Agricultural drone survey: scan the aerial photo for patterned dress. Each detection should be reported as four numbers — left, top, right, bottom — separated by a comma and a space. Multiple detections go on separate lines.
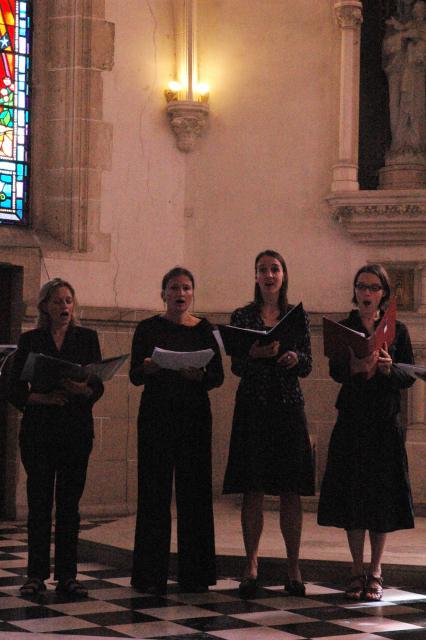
223, 303, 314, 496
318, 311, 415, 532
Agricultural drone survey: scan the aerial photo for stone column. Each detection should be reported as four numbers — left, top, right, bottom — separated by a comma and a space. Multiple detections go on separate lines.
31, 1, 114, 254
331, 1, 363, 192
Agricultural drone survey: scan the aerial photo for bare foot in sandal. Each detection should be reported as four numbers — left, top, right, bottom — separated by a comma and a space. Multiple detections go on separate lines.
345, 574, 365, 601
365, 574, 383, 601
20, 578, 46, 596
56, 578, 88, 597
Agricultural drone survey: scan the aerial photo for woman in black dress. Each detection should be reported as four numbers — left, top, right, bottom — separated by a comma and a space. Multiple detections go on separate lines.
130, 267, 224, 595
9, 278, 104, 597
318, 264, 415, 601
223, 250, 314, 598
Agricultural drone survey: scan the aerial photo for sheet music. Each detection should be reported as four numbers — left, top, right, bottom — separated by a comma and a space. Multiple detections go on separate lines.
152, 347, 214, 370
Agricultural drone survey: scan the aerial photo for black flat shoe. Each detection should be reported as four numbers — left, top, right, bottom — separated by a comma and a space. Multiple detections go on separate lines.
179, 583, 209, 593
238, 576, 258, 598
284, 578, 306, 597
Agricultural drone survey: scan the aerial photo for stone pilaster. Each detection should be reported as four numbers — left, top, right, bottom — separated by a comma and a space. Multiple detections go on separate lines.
331, 1, 363, 192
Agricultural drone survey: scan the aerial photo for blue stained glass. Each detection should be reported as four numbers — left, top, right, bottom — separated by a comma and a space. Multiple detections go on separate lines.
0, 0, 31, 225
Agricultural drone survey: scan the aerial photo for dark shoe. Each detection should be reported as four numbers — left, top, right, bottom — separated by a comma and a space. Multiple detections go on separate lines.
20, 578, 46, 596
345, 574, 366, 601
364, 574, 383, 602
284, 578, 306, 597
238, 576, 258, 598
56, 578, 88, 598
179, 583, 209, 593
131, 582, 167, 596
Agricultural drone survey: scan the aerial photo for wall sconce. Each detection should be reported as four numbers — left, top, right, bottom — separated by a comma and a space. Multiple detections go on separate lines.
166, 0, 209, 152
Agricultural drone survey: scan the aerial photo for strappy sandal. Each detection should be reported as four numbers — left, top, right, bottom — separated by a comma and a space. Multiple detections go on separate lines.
20, 578, 46, 596
56, 578, 88, 597
345, 574, 366, 601
365, 574, 383, 601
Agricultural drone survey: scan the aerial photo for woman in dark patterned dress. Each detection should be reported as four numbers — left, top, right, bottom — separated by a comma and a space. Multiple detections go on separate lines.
318, 264, 415, 602
223, 250, 314, 598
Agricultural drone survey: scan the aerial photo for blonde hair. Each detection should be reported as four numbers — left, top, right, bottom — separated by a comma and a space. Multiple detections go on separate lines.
37, 278, 77, 329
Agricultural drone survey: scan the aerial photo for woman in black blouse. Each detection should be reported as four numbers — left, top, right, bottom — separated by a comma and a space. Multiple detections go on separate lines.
9, 278, 104, 597
130, 267, 224, 595
223, 250, 314, 598
318, 264, 415, 601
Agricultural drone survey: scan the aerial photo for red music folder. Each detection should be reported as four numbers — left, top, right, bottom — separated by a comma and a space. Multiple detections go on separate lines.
323, 298, 396, 359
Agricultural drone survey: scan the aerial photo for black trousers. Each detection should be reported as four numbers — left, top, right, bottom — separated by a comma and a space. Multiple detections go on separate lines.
132, 401, 216, 590
20, 425, 92, 581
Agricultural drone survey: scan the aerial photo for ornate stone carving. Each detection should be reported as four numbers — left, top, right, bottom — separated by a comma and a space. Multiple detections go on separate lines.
334, 1, 363, 30
327, 191, 426, 244
167, 101, 209, 153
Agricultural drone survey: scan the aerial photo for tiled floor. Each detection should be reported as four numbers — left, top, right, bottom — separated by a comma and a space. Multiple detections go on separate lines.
0, 522, 425, 640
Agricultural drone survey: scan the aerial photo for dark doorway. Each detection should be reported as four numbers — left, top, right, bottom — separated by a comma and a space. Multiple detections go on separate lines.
0, 265, 23, 517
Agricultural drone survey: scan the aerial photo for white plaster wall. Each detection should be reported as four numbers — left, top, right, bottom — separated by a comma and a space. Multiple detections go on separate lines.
44, 0, 425, 312
43, 0, 186, 310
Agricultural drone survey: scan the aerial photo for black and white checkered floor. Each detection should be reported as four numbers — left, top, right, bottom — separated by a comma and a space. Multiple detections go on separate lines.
0, 522, 425, 639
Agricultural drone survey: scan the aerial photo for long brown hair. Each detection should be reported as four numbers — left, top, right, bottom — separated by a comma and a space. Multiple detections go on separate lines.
253, 250, 289, 314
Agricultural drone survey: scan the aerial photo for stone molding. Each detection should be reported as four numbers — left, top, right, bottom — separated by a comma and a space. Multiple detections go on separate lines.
29, 1, 114, 259
327, 190, 426, 244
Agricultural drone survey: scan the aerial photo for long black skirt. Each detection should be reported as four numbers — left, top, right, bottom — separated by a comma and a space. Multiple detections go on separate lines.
318, 410, 414, 533
223, 395, 314, 496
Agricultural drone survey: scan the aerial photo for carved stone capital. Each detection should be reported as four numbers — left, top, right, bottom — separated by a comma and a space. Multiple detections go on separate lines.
327, 191, 426, 245
334, 1, 363, 29
167, 101, 209, 152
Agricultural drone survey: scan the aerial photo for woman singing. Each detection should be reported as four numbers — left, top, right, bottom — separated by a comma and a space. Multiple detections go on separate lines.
318, 264, 415, 601
130, 267, 224, 595
223, 250, 314, 598
9, 278, 104, 597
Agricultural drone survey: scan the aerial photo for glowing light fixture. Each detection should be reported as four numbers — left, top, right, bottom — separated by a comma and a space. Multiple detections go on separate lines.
166, 0, 209, 152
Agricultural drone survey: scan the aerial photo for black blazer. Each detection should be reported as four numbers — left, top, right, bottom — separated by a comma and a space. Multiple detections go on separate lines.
9, 325, 104, 437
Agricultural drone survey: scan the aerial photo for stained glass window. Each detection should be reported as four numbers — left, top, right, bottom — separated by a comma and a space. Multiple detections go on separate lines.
0, 0, 30, 225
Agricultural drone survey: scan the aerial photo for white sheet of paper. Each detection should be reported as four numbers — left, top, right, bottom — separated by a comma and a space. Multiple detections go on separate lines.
152, 347, 214, 371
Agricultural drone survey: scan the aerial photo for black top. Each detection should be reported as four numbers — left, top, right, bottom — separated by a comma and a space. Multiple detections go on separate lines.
9, 325, 104, 436
130, 315, 224, 407
229, 303, 312, 406
330, 311, 415, 417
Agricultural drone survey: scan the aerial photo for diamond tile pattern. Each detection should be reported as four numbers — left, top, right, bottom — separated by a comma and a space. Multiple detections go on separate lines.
0, 522, 424, 639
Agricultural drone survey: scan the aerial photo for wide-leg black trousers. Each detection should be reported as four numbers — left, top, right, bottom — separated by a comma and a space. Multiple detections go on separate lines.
132, 399, 216, 591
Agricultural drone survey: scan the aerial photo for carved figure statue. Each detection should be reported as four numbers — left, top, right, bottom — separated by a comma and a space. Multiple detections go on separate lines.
383, 0, 426, 157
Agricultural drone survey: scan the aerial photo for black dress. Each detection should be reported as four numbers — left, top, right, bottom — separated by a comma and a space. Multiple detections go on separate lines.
130, 315, 224, 592
223, 303, 314, 496
9, 326, 104, 581
318, 310, 415, 533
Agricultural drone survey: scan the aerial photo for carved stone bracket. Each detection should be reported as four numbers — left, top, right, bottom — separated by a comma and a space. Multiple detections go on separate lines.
167, 101, 209, 152
327, 191, 426, 244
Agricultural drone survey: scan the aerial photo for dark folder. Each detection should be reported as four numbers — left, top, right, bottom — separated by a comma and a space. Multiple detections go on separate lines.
323, 298, 396, 359
216, 302, 305, 358
20, 352, 129, 393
